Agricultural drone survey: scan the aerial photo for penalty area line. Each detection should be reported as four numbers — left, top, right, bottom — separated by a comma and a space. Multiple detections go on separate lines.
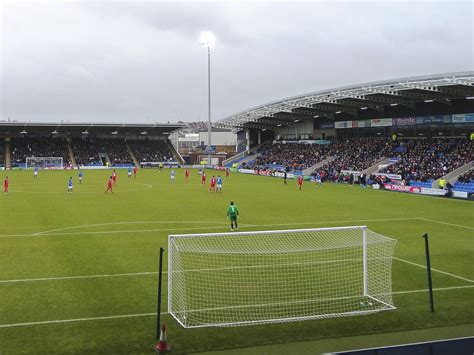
1, 285, 473, 329
0, 271, 160, 284
394, 257, 474, 283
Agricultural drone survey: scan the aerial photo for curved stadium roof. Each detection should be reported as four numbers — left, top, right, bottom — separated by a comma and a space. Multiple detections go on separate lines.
214, 72, 474, 130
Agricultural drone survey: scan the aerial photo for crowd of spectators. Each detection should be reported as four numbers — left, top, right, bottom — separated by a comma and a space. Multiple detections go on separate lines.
456, 170, 474, 184
314, 138, 394, 181
244, 142, 330, 172
105, 140, 133, 165
73, 138, 132, 166
241, 137, 472, 185
11, 137, 70, 166
379, 138, 473, 183
0, 141, 4, 167
72, 138, 102, 166
128, 140, 173, 163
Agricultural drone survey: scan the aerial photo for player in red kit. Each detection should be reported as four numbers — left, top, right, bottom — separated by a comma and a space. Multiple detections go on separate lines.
297, 175, 303, 190
201, 172, 206, 187
112, 170, 117, 185
209, 176, 216, 193
225, 168, 230, 179
105, 176, 114, 194
3, 176, 8, 194
185, 169, 190, 182
133, 166, 138, 178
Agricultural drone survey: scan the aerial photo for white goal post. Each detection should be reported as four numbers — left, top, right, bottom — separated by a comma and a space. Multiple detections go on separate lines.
168, 226, 397, 328
25, 157, 63, 169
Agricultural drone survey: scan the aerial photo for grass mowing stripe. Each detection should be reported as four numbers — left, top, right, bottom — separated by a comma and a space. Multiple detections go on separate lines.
393, 257, 474, 283
1, 285, 472, 329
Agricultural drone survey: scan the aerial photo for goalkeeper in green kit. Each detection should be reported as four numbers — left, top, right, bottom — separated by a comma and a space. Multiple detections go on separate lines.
227, 201, 239, 231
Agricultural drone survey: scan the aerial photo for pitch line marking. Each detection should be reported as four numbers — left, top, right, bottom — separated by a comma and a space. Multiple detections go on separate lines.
0, 226, 251, 239
0, 285, 472, 329
394, 257, 474, 283
34, 220, 234, 235
0, 256, 470, 284
8, 183, 152, 194
0, 271, 159, 284
417, 217, 474, 230
0, 217, 418, 238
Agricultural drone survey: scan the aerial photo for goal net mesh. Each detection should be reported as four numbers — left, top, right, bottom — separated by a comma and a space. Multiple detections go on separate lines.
26, 157, 63, 169
168, 226, 397, 328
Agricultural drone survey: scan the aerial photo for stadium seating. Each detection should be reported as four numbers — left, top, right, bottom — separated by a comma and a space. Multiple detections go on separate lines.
127, 140, 174, 163
72, 138, 133, 166
72, 138, 103, 166
408, 181, 433, 188
316, 138, 393, 180
0, 141, 4, 167
10, 137, 70, 167
245, 142, 330, 172
379, 138, 472, 184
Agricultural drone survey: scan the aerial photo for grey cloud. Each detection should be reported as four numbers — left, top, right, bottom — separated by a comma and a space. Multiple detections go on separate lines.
1, 1, 473, 124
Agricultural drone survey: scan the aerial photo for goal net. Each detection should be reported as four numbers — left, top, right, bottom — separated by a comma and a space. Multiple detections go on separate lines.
26, 157, 63, 169
168, 226, 397, 328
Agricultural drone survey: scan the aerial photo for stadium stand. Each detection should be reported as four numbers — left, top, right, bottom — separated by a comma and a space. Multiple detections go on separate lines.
240, 137, 472, 191
72, 138, 103, 166
127, 140, 174, 163
243, 142, 330, 172
10, 137, 70, 167
103, 139, 133, 166
316, 138, 393, 181
453, 170, 474, 193
380, 138, 473, 184
0, 140, 4, 167
72, 138, 133, 166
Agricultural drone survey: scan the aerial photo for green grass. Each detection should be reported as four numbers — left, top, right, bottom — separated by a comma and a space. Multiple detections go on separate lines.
0, 168, 473, 354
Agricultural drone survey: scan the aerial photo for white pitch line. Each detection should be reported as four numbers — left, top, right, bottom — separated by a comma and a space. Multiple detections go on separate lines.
0, 285, 472, 329
34, 220, 232, 235
394, 257, 474, 283
417, 217, 474, 230
0, 271, 159, 284
0, 217, 418, 238
0, 225, 254, 239
0, 312, 161, 328
391, 284, 474, 295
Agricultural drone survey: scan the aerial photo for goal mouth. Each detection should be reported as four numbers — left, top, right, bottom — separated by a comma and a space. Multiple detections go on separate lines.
25, 157, 64, 169
168, 226, 397, 328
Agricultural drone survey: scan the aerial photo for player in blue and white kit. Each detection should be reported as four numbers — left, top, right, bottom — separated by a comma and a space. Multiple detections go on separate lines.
78, 170, 84, 184
128, 166, 132, 178
33, 167, 39, 179
67, 177, 73, 193
170, 169, 175, 182
315, 172, 322, 187
216, 175, 223, 192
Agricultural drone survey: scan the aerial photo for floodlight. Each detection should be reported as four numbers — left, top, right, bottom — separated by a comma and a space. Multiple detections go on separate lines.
200, 31, 216, 48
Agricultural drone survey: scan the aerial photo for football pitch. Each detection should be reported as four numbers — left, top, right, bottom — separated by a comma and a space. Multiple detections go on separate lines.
0, 169, 473, 354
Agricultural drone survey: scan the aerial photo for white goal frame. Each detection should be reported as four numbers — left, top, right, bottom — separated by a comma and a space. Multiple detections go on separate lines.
168, 226, 397, 328
25, 157, 64, 169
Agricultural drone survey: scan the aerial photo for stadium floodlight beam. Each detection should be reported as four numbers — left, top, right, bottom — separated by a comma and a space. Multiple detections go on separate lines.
200, 31, 216, 165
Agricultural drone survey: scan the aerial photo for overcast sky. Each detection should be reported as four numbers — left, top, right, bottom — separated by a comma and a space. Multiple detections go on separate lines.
1, 0, 473, 124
